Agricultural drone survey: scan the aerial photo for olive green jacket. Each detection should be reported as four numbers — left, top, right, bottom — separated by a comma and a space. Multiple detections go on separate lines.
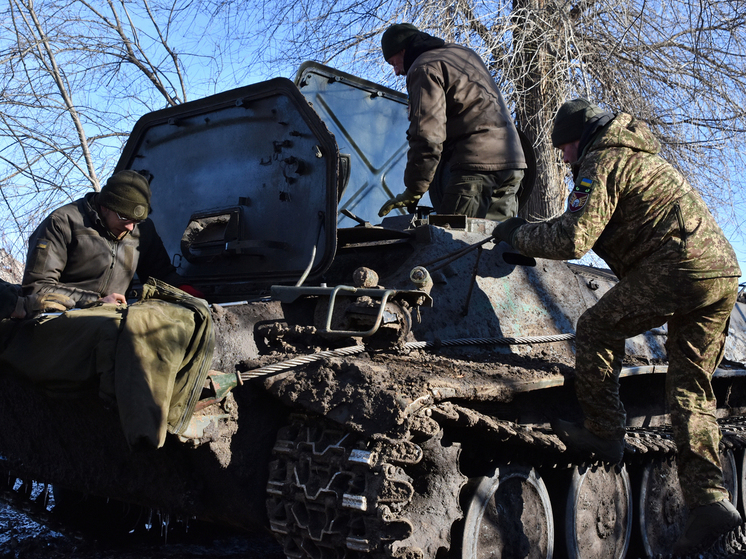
23, 193, 181, 306
404, 43, 526, 194
513, 113, 740, 280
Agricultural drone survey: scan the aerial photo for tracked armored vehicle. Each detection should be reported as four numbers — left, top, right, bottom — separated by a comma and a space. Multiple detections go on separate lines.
2, 63, 746, 559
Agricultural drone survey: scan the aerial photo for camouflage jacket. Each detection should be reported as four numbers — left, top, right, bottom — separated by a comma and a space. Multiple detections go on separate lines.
23, 192, 182, 306
404, 43, 526, 194
513, 113, 740, 280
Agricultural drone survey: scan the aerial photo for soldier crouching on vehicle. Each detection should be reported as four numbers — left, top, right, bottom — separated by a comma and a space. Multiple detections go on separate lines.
0, 170, 213, 450
492, 99, 743, 555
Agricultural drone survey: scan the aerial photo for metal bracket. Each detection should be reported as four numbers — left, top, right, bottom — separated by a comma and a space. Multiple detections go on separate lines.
271, 284, 432, 338
320, 285, 396, 337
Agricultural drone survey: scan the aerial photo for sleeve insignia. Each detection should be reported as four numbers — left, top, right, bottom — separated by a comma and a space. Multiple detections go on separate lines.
36, 241, 48, 249
568, 177, 595, 213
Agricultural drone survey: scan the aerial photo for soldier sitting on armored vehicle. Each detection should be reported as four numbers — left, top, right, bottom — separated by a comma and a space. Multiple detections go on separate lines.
377, 23, 527, 220
23, 169, 191, 306
0, 170, 214, 450
493, 98, 743, 555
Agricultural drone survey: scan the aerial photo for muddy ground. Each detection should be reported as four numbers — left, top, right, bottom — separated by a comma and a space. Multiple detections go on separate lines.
0, 502, 285, 559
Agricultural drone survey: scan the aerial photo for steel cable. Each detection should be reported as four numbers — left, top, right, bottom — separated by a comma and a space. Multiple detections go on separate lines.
239, 333, 575, 381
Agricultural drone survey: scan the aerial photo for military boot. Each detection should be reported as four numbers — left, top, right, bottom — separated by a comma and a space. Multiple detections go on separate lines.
672, 499, 742, 556
552, 419, 624, 464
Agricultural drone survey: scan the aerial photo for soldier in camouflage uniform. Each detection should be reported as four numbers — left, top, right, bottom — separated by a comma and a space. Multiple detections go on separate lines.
493, 99, 742, 554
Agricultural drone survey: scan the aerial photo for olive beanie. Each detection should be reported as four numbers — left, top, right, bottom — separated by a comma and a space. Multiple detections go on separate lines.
99, 170, 151, 220
381, 23, 419, 60
551, 99, 608, 147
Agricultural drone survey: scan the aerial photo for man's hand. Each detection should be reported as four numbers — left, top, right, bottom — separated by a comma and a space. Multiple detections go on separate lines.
378, 189, 423, 217
99, 293, 127, 305
21, 292, 76, 318
492, 217, 527, 248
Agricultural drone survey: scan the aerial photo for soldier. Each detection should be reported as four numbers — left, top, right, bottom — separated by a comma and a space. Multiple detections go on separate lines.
23, 169, 187, 305
0, 170, 214, 449
378, 23, 526, 220
493, 99, 742, 555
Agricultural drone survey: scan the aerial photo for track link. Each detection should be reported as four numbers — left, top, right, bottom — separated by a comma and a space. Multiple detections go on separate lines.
265, 413, 466, 559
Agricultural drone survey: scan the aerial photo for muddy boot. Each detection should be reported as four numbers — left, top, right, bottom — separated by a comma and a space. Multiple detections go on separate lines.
672, 499, 742, 556
552, 419, 623, 464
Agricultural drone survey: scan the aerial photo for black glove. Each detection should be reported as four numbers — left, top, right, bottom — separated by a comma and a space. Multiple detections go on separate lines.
492, 217, 527, 248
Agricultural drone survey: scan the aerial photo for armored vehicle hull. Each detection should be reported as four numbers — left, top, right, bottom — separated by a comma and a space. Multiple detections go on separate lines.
2, 63, 746, 559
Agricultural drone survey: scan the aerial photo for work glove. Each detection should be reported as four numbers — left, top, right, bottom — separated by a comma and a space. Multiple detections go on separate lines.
378, 189, 423, 217
23, 292, 75, 317
492, 217, 527, 248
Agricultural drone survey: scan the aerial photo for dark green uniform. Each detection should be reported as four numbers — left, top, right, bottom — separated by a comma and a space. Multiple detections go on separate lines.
513, 113, 740, 507
6, 188, 213, 448
402, 34, 526, 219
23, 192, 181, 305
0, 279, 213, 448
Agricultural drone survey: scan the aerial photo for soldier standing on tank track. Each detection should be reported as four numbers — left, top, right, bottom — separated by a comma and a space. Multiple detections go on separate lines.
492, 98, 743, 555
377, 23, 527, 220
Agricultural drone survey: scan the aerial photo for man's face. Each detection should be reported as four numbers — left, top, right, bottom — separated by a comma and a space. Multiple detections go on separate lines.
100, 206, 140, 239
387, 50, 406, 77
558, 140, 581, 164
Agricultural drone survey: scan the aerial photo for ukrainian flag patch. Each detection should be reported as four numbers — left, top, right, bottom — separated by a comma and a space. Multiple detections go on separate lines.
36, 241, 48, 249
568, 177, 594, 213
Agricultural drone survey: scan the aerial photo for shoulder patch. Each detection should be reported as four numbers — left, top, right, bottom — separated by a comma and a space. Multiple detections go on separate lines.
568, 177, 595, 213
36, 241, 48, 250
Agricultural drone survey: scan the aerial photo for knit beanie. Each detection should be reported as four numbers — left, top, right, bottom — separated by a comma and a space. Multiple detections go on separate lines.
99, 170, 151, 220
381, 23, 419, 60
551, 99, 607, 147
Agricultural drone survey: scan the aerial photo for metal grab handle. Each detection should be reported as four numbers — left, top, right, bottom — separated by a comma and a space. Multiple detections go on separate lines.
320, 285, 396, 338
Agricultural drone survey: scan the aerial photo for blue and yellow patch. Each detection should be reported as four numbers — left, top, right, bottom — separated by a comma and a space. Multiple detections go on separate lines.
568, 177, 594, 213
36, 241, 48, 250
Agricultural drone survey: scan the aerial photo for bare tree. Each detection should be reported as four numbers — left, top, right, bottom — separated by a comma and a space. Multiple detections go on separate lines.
0, 0, 235, 261
1, 0, 745, 266
229, 0, 746, 228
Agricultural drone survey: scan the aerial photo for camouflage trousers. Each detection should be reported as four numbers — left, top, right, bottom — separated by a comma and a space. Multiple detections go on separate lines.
0, 279, 214, 449
574, 265, 738, 508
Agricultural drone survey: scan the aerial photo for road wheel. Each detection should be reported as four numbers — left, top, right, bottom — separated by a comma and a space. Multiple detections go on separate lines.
638, 457, 686, 556
461, 464, 554, 559
565, 463, 631, 559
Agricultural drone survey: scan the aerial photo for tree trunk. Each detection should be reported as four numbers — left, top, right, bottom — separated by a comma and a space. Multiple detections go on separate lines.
511, 0, 567, 220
